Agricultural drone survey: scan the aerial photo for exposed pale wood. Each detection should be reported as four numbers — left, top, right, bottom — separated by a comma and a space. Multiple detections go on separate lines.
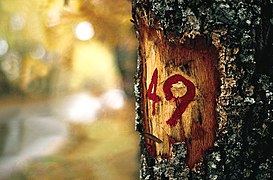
140, 23, 219, 168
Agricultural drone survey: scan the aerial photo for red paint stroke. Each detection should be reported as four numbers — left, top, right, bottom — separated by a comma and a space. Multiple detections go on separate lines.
163, 74, 195, 127
147, 68, 160, 115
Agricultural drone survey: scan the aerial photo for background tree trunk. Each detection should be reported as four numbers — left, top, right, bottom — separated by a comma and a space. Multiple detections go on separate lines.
133, 0, 273, 179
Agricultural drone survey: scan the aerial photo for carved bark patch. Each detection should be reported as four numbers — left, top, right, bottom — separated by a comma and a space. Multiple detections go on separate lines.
140, 24, 219, 168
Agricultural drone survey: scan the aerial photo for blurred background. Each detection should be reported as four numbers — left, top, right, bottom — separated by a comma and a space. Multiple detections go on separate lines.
0, 0, 139, 179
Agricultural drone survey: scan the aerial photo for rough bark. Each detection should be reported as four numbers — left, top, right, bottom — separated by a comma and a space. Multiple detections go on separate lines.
133, 0, 273, 179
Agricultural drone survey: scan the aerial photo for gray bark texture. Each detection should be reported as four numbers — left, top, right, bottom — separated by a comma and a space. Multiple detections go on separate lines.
133, 0, 273, 179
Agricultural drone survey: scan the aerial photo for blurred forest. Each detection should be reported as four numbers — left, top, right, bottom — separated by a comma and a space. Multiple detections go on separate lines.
0, 0, 137, 96
0, 0, 138, 179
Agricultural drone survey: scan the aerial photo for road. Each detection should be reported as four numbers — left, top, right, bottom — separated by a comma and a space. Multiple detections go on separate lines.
0, 90, 138, 179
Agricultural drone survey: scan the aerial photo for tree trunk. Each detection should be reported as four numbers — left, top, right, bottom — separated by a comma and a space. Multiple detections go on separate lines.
133, 0, 273, 179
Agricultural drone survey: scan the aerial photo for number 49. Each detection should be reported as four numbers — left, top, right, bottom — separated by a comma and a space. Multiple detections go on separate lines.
147, 68, 196, 127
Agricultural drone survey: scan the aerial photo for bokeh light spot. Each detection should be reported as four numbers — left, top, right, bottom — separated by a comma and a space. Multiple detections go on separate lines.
0, 39, 9, 56
30, 45, 46, 60
62, 92, 101, 123
10, 15, 26, 31
75, 21, 95, 41
101, 89, 126, 109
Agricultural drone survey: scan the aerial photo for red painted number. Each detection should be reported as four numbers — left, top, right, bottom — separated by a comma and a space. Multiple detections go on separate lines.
147, 68, 160, 115
147, 69, 195, 127
163, 74, 195, 127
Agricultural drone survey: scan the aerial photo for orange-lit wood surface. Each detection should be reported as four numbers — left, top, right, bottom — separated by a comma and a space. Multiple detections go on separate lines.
139, 24, 219, 168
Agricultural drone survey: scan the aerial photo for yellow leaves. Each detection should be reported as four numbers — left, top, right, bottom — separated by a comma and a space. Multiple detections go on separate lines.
20, 56, 50, 90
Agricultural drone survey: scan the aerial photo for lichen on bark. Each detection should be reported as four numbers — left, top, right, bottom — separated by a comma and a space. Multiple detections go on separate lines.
133, 0, 273, 179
